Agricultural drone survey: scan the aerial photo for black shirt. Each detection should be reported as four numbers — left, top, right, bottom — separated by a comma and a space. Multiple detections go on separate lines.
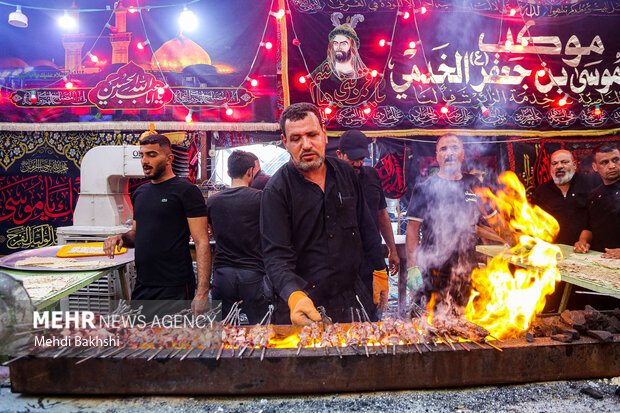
586, 180, 620, 252
260, 157, 383, 302
358, 165, 387, 230
206, 186, 264, 271
532, 173, 601, 245
406, 173, 481, 272
251, 170, 271, 190
132, 176, 207, 286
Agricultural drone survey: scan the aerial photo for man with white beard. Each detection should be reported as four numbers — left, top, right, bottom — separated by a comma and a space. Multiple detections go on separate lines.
532, 150, 601, 245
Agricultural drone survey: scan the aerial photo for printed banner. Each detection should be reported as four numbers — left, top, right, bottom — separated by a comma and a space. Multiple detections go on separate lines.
287, 0, 620, 130
0, 1, 278, 123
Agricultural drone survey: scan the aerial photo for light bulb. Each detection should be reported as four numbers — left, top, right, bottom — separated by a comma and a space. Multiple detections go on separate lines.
58, 11, 76, 30
178, 7, 198, 31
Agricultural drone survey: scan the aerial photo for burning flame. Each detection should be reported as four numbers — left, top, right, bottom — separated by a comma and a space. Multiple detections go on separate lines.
465, 172, 561, 339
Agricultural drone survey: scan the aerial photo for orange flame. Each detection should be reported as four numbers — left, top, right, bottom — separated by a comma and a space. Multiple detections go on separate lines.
465, 172, 561, 339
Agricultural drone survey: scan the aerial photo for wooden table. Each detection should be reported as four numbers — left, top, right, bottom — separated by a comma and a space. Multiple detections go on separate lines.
476, 244, 619, 312
1, 265, 129, 311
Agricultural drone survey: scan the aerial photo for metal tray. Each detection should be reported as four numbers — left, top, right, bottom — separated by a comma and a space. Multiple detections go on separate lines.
0, 245, 134, 272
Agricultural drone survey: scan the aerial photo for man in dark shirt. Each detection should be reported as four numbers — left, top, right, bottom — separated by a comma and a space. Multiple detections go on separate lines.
261, 103, 384, 324
575, 143, 620, 258
336, 130, 400, 312
405, 134, 484, 312
206, 150, 266, 323
532, 150, 601, 245
248, 152, 271, 190
103, 134, 211, 318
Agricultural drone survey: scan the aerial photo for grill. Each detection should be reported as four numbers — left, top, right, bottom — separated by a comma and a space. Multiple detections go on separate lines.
9, 324, 620, 395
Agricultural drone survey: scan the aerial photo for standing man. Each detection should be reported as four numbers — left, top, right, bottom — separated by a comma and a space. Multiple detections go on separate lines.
207, 150, 266, 323
532, 149, 601, 245
261, 103, 384, 324
405, 134, 484, 312
336, 130, 400, 312
248, 152, 271, 190
103, 134, 211, 318
574, 143, 620, 258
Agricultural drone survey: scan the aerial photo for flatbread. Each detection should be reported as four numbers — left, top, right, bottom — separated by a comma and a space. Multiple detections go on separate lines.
21, 275, 80, 299
66, 246, 105, 254
569, 253, 620, 270
15, 256, 111, 270
558, 258, 620, 291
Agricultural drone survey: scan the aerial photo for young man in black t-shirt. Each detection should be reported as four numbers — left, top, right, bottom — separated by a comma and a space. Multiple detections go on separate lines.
405, 134, 487, 312
574, 143, 620, 258
206, 150, 267, 323
104, 134, 211, 319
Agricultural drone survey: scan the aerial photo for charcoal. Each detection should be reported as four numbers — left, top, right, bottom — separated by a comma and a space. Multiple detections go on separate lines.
560, 310, 586, 330
566, 329, 580, 340
551, 334, 573, 343
525, 332, 534, 343
586, 330, 613, 342
580, 386, 604, 400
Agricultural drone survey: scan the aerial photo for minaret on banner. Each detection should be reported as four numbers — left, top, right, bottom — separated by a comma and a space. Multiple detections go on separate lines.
110, 4, 131, 64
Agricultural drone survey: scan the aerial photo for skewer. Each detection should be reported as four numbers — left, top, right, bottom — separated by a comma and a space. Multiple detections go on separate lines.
103, 347, 126, 358
420, 340, 433, 352
216, 344, 225, 360
335, 345, 342, 359
470, 340, 486, 349
147, 348, 164, 361
247, 346, 256, 357
412, 342, 423, 355
13, 328, 47, 337
169, 348, 184, 359
239, 345, 249, 358
53, 346, 71, 359
99, 346, 122, 358
441, 333, 456, 351
260, 347, 266, 361
296, 344, 303, 356
197, 347, 208, 358
364, 344, 370, 358
392, 343, 396, 356
485, 340, 503, 352
180, 348, 194, 361
488, 334, 503, 343
131, 347, 151, 358
458, 341, 470, 351
75, 347, 104, 365
2, 354, 28, 366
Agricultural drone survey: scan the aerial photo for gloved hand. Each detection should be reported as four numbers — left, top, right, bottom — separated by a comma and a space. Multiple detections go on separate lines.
407, 266, 424, 291
288, 291, 321, 325
373, 270, 389, 310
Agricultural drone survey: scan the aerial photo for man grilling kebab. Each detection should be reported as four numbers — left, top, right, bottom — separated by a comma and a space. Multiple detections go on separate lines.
405, 134, 498, 314
261, 102, 385, 325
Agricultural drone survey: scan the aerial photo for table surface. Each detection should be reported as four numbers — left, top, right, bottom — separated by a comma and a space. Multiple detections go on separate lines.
1, 266, 123, 310
476, 243, 620, 296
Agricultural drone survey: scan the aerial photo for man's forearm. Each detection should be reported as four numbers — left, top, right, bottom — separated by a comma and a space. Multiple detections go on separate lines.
405, 220, 421, 267
120, 230, 136, 248
194, 239, 211, 294
578, 230, 592, 244
378, 209, 397, 253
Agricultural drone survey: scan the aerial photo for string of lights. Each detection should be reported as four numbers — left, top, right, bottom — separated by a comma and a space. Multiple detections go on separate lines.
0, 0, 201, 13
135, 0, 278, 122
3, 4, 119, 99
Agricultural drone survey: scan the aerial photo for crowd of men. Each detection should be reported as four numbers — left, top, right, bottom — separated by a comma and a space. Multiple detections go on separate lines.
103, 102, 620, 323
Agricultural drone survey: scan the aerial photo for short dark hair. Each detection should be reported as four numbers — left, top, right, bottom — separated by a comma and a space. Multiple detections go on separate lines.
279, 102, 323, 138
140, 134, 171, 153
228, 150, 255, 179
247, 152, 259, 161
593, 142, 619, 156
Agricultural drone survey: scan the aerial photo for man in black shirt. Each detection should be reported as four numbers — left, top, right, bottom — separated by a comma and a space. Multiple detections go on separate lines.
207, 150, 266, 323
575, 143, 620, 258
336, 130, 400, 312
104, 134, 211, 318
405, 134, 484, 312
261, 103, 383, 324
532, 150, 601, 245
248, 152, 271, 190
